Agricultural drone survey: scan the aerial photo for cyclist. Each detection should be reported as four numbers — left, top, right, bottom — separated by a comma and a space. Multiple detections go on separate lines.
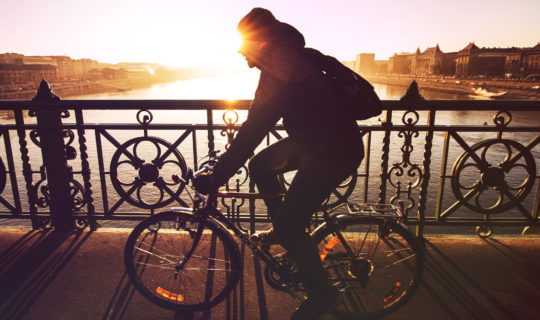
194, 7, 364, 320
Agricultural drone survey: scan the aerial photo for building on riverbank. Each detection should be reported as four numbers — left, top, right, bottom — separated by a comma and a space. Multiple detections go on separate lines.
365, 42, 540, 79
456, 43, 515, 77
388, 52, 414, 75
410, 44, 457, 76
455, 42, 540, 78
0, 53, 103, 84
354, 53, 376, 75
505, 43, 540, 79
0, 63, 57, 84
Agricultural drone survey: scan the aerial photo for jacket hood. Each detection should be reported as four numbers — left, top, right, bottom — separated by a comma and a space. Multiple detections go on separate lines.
238, 8, 305, 48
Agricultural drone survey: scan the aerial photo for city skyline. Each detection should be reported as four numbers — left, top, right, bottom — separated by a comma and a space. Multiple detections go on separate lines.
1, 0, 540, 68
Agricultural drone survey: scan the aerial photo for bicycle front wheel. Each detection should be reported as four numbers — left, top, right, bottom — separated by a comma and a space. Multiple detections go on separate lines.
312, 215, 424, 319
124, 211, 242, 311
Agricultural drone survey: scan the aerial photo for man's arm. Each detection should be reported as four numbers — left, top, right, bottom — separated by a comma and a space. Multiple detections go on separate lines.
211, 72, 286, 186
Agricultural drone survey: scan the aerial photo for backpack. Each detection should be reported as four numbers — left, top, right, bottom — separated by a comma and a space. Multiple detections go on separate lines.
301, 48, 383, 120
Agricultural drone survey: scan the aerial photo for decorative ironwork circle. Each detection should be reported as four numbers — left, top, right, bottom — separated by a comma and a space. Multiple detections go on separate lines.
110, 136, 188, 209
136, 109, 153, 125
451, 139, 536, 214
401, 110, 420, 126
75, 218, 89, 230
493, 111, 512, 127
222, 110, 239, 125
476, 225, 493, 238
139, 163, 160, 182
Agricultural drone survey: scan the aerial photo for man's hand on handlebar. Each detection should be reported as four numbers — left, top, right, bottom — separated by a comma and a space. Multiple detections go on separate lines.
193, 169, 219, 195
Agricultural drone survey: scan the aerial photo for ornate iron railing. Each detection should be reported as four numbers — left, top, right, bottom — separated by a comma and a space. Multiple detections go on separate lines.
0, 80, 539, 237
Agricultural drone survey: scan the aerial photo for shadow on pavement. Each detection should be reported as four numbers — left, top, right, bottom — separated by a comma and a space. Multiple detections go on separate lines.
0, 229, 92, 319
414, 238, 539, 320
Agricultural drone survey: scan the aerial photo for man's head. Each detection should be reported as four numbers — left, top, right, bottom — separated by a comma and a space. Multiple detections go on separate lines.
238, 40, 267, 68
237, 8, 277, 42
237, 8, 305, 68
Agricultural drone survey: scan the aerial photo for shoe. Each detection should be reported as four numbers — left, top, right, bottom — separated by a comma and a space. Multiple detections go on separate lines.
290, 288, 340, 320
250, 228, 278, 246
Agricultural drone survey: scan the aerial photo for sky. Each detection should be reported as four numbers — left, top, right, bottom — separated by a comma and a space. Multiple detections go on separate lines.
1, 0, 539, 68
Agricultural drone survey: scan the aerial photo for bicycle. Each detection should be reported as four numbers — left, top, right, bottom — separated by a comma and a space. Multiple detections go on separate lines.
124, 166, 425, 319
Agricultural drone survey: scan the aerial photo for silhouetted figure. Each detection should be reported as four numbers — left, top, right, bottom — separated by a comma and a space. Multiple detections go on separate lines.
194, 8, 365, 319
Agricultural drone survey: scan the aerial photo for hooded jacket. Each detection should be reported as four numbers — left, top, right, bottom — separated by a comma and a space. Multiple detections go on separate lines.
212, 10, 364, 186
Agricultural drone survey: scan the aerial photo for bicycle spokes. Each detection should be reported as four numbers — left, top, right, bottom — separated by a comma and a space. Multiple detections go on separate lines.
125, 211, 242, 310
314, 217, 423, 318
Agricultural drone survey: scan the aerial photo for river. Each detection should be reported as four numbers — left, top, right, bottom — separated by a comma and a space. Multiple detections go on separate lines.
0, 74, 538, 230
69, 72, 475, 100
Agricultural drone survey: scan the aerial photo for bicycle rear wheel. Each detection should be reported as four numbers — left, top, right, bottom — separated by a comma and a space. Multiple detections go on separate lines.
311, 215, 424, 319
124, 211, 242, 311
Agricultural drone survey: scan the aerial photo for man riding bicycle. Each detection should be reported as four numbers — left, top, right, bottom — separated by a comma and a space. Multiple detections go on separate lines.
194, 8, 364, 320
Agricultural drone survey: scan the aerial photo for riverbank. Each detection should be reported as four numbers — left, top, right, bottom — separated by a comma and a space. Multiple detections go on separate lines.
3, 75, 540, 101
0, 77, 178, 100
367, 75, 540, 100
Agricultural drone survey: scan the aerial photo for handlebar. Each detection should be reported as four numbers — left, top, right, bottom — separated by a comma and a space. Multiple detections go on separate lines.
193, 164, 215, 177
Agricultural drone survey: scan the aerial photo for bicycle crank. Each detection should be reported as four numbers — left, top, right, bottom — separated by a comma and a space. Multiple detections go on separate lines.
264, 254, 302, 292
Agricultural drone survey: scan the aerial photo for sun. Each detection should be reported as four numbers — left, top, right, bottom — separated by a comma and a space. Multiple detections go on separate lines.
156, 23, 246, 69
208, 31, 244, 67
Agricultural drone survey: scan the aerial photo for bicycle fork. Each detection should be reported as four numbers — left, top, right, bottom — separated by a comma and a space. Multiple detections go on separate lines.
173, 214, 209, 278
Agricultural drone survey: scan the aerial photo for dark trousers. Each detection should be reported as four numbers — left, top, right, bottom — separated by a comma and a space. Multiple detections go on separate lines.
248, 137, 362, 297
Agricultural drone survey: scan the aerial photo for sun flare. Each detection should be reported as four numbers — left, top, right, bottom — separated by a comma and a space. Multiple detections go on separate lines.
156, 23, 245, 69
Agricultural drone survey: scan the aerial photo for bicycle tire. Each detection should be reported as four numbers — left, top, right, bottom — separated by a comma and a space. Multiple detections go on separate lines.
124, 210, 242, 311
311, 215, 424, 319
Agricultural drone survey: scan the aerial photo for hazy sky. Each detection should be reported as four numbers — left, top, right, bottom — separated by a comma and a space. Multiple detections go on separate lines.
1, 0, 539, 68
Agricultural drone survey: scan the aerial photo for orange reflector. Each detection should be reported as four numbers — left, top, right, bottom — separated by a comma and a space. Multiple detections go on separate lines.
320, 237, 340, 262
382, 281, 403, 304
156, 287, 184, 302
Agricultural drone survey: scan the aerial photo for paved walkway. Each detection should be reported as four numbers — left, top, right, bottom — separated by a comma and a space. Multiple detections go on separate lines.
1, 226, 539, 320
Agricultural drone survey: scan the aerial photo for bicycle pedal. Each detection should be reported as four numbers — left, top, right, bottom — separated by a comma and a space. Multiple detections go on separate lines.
334, 281, 349, 292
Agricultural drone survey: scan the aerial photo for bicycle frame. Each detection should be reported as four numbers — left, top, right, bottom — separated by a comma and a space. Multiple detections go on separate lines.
172, 173, 408, 299
126, 173, 423, 316
173, 191, 291, 283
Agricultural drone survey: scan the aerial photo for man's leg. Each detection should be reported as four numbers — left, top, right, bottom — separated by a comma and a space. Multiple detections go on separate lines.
248, 137, 300, 218
272, 154, 359, 297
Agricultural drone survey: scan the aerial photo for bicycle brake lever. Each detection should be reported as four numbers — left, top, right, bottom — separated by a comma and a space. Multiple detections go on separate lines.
172, 169, 193, 185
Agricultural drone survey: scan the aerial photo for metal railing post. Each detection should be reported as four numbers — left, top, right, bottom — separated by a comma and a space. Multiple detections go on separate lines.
207, 108, 215, 153
32, 80, 75, 231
